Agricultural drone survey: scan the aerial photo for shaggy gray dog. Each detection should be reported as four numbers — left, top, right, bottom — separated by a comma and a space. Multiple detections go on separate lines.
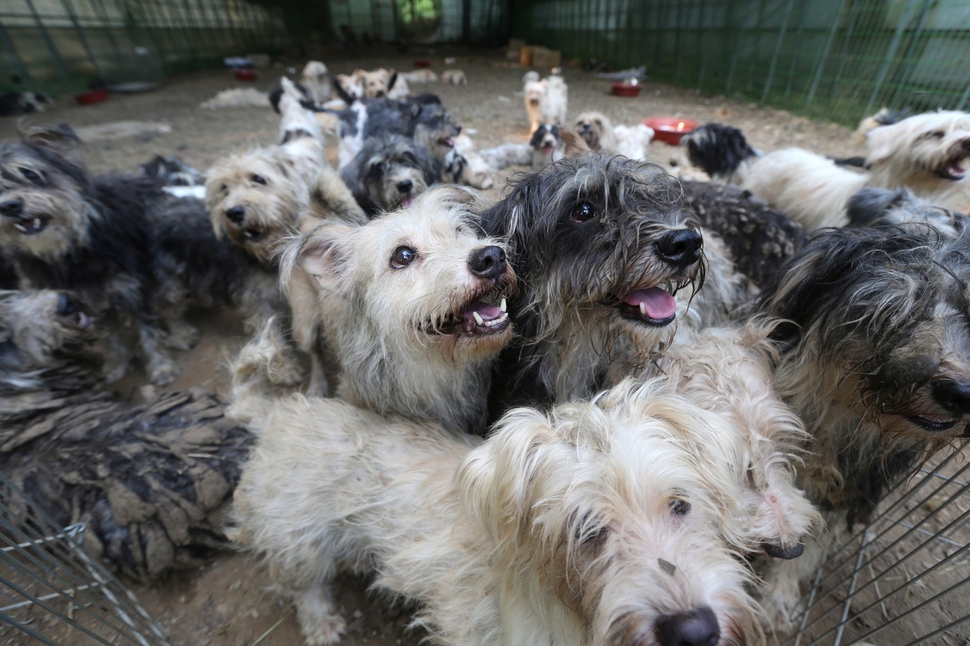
340, 133, 439, 216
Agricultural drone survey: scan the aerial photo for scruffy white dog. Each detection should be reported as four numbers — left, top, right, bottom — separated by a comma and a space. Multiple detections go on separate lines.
685, 111, 970, 231
441, 69, 467, 85
401, 69, 438, 84
524, 74, 568, 134
574, 111, 655, 161
231, 377, 762, 646
300, 61, 331, 105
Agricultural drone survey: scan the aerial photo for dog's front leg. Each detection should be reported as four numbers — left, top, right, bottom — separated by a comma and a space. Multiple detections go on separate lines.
294, 581, 346, 646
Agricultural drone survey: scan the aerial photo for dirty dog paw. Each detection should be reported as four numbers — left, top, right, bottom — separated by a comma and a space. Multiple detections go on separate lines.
301, 614, 346, 645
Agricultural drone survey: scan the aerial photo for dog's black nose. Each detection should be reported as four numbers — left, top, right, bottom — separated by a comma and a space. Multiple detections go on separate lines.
656, 229, 703, 268
931, 380, 970, 416
0, 199, 23, 217
397, 180, 413, 194
468, 245, 507, 281
656, 607, 720, 646
56, 293, 77, 316
225, 206, 246, 224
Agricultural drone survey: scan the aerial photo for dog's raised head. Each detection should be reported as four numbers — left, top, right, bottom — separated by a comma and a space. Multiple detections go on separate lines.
361, 68, 396, 99
0, 289, 101, 390
530, 124, 561, 155
410, 101, 462, 161
459, 377, 760, 646
0, 124, 95, 261
341, 134, 438, 215
866, 110, 970, 190
334, 70, 365, 102
205, 147, 310, 264
283, 186, 516, 430
484, 154, 705, 361
847, 187, 969, 236
574, 111, 616, 151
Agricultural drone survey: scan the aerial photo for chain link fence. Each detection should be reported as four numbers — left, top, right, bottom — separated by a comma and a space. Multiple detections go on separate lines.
510, 0, 970, 125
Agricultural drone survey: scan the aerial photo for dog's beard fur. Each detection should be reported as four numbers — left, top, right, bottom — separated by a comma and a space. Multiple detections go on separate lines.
756, 224, 970, 523
281, 186, 515, 434
232, 378, 761, 646
340, 134, 437, 215
483, 154, 705, 406
0, 289, 102, 391
574, 111, 618, 152
205, 147, 311, 264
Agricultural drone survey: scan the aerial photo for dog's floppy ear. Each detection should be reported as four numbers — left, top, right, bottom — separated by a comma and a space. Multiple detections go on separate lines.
21, 123, 84, 165
282, 222, 356, 296
456, 408, 560, 544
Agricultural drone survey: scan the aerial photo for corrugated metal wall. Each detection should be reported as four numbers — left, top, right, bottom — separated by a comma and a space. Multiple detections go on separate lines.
511, 0, 970, 125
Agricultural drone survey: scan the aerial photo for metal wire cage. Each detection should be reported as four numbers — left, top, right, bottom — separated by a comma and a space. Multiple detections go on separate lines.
0, 471, 170, 646
784, 443, 970, 646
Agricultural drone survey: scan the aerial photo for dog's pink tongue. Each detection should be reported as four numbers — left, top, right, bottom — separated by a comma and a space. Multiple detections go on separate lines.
463, 301, 503, 322
622, 288, 676, 319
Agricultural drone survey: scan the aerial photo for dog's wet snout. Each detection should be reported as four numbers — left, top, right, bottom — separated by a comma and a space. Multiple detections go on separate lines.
764, 541, 805, 559
225, 206, 246, 224
931, 379, 970, 416
468, 245, 507, 281
655, 607, 720, 646
656, 229, 703, 268
56, 293, 77, 316
0, 198, 24, 218
397, 180, 413, 194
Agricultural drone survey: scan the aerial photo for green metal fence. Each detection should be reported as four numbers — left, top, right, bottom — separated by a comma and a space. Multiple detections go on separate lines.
0, 0, 290, 97
511, 0, 970, 125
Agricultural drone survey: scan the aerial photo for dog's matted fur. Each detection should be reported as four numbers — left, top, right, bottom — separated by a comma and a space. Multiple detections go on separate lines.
847, 186, 969, 236
0, 124, 175, 383
231, 378, 762, 646
340, 133, 439, 215
685, 112, 970, 231
272, 187, 516, 435
752, 224, 970, 626
481, 154, 705, 410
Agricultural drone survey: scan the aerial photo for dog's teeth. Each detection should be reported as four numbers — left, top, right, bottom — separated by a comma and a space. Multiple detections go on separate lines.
500, 297, 507, 312
472, 311, 484, 325
639, 302, 647, 317
14, 223, 26, 233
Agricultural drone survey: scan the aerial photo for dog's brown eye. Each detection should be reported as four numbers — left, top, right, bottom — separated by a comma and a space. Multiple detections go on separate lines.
670, 500, 691, 516
390, 246, 416, 269
571, 202, 596, 223
251, 174, 267, 185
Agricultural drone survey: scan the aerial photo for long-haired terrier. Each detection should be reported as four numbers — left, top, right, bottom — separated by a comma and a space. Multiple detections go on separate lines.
340, 133, 439, 215
685, 111, 970, 231
753, 224, 970, 628
574, 110, 655, 161
274, 187, 515, 435
847, 186, 969, 236
524, 73, 568, 134
529, 123, 589, 170
231, 377, 762, 646
481, 154, 705, 410
0, 124, 175, 383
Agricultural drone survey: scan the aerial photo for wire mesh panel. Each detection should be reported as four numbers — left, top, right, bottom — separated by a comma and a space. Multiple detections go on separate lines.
511, 0, 970, 125
784, 443, 970, 646
0, 472, 169, 646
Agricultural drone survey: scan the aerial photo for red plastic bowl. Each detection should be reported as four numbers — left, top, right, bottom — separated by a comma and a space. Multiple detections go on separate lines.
413, 59, 430, 68
234, 68, 257, 81
643, 117, 700, 145
612, 82, 641, 97
75, 88, 109, 105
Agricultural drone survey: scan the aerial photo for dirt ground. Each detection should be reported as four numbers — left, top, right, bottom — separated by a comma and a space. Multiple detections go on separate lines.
2, 45, 967, 646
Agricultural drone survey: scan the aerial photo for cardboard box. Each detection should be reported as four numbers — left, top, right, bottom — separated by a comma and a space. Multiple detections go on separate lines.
519, 46, 534, 67
532, 47, 561, 68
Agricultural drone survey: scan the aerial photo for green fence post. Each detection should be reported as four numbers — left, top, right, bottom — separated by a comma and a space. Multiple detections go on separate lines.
890, 0, 932, 109
783, 0, 806, 98
865, 0, 918, 115
761, 0, 795, 102
23, 0, 71, 82
803, 0, 847, 112
60, 0, 106, 80
828, 0, 859, 107
89, 0, 128, 75
725, 2, 748, 95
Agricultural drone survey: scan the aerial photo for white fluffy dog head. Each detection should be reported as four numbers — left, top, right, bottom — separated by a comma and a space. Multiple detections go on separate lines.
299, 61, 331, 104
866, 110, 970, 193
574, 111, 617, 151
458, 377, 761, 646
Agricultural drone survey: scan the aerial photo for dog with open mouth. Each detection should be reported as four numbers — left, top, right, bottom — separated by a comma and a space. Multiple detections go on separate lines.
684, 110, 970, 231
269, 186, 516, 435
480, 154, 705, 412
0, 124, 177, 384
752, 223, 970, 630
529, 123, 589, 170
340, 133, 439, 216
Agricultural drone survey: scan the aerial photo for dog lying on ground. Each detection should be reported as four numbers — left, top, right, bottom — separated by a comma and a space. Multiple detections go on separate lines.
231, 377, 762, 646
0, 289, 251, 580
0, 124, 175, 383
753, 224, 970, 629
684, 112, 970, 230
481, 154, 704, 411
